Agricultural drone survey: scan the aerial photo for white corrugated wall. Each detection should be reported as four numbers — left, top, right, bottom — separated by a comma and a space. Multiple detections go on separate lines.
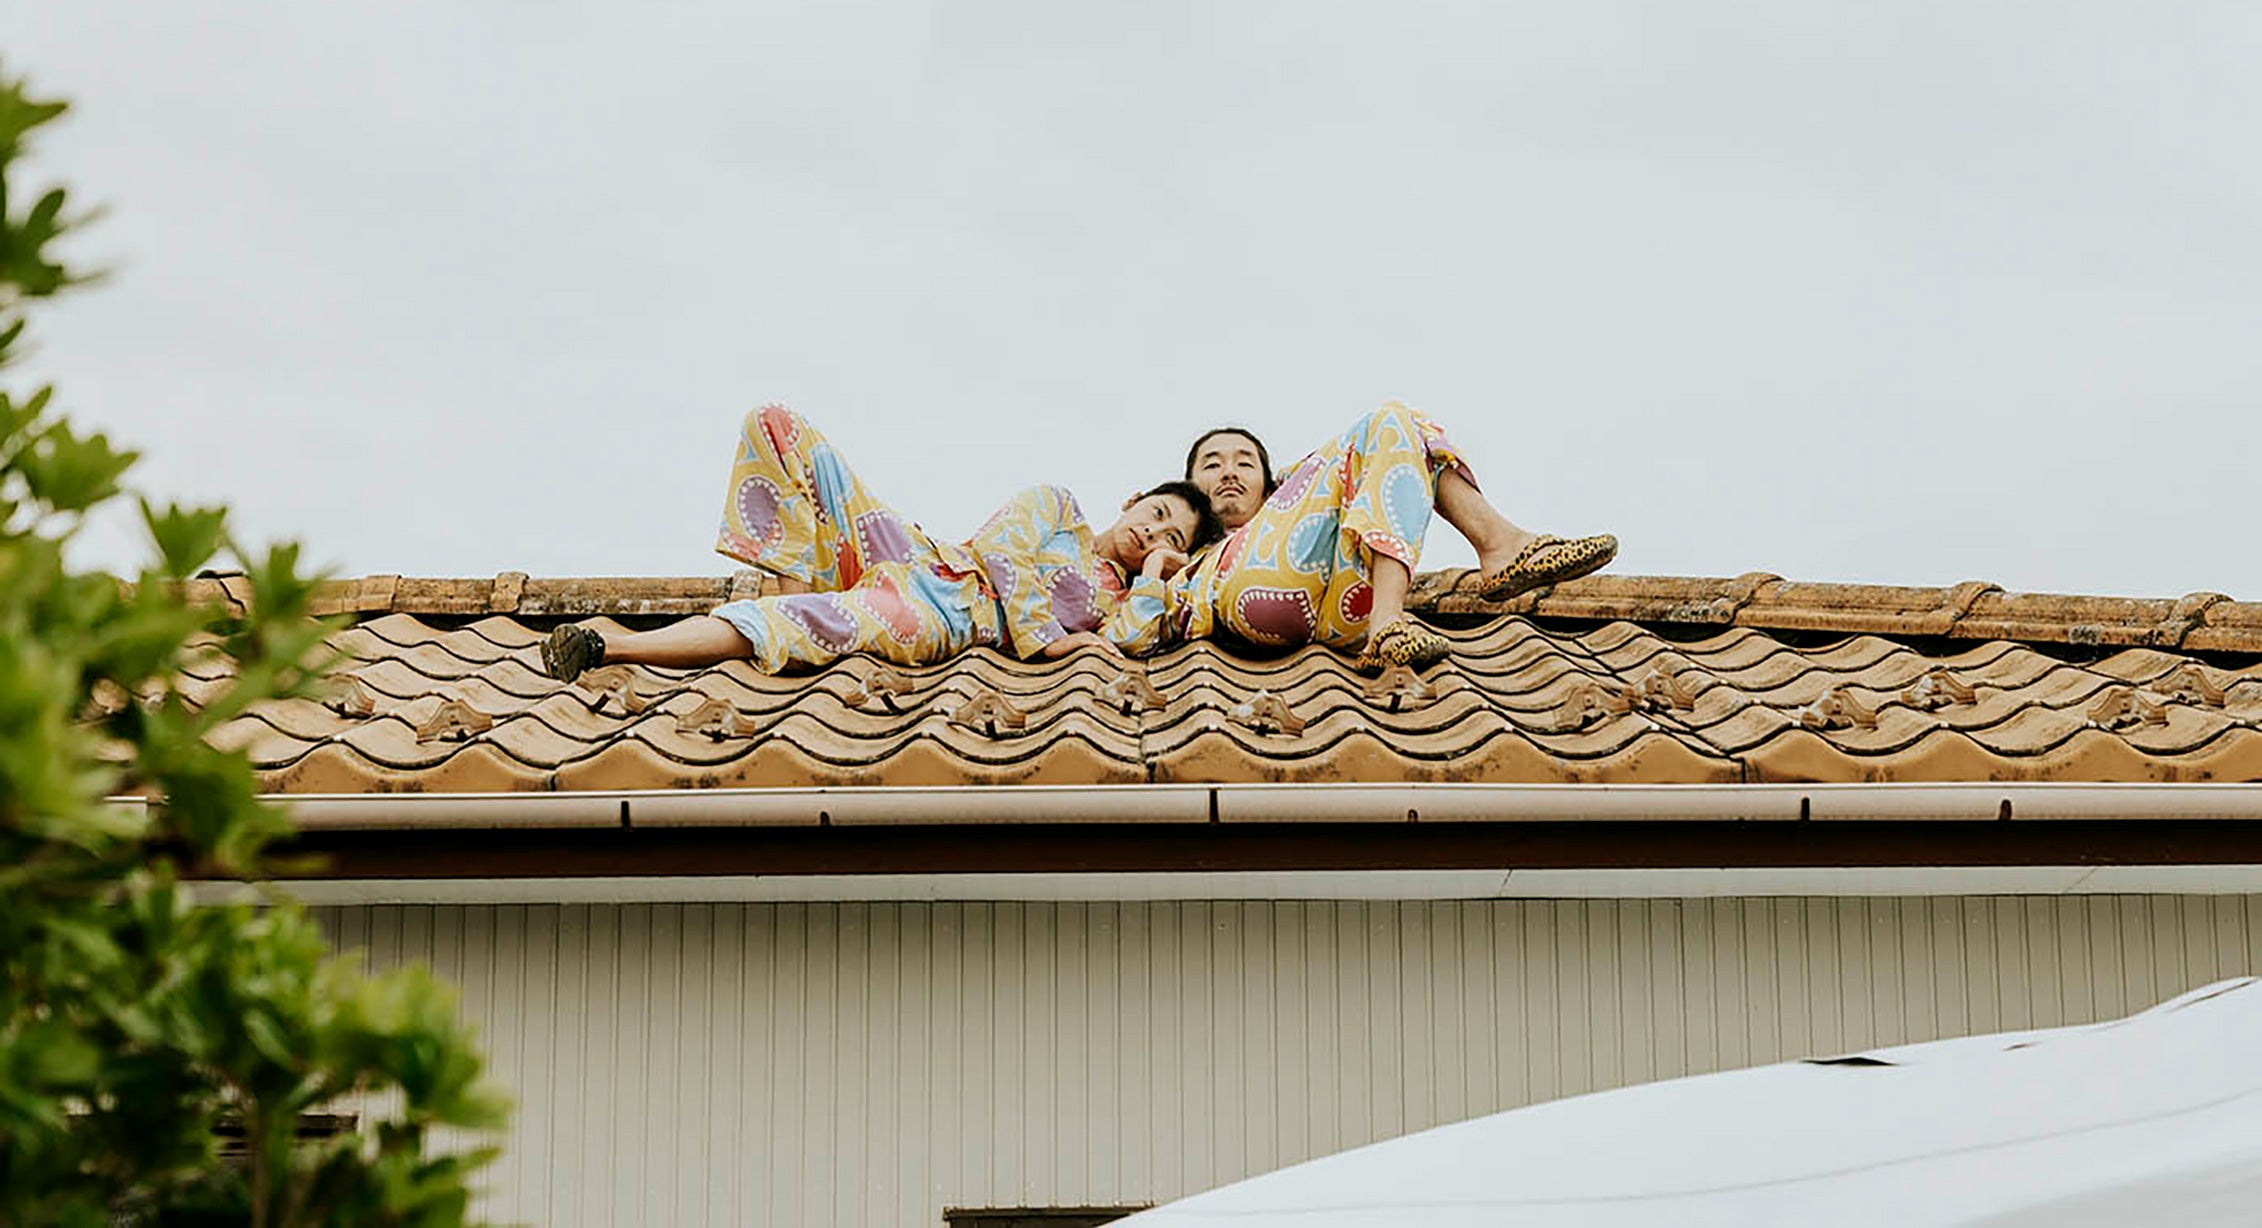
312, 897, 2262, 1226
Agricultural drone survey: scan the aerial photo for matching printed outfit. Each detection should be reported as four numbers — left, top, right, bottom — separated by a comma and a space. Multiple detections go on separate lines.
710, 405, 1170, 672
1166, 401, 1471, 652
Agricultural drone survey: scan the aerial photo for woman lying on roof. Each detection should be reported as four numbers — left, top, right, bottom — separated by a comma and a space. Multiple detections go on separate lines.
1164, 402, 1618, 674
538, 404, 1223, 681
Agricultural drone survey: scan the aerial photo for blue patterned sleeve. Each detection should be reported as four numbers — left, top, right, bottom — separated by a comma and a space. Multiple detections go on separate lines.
1102, 575, 1172, 656
970, 485, 1099, 659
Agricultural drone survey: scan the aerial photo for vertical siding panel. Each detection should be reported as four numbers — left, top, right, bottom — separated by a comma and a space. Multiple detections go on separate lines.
2219, 897, 2252, 979
864, 904, 900, 1228
894, 904, 931, 1228
1739, 900, 1777, 1064
548, 906, 589, 1225
1678, 898, 1714, 1075
1554, 902, 1591, 1096
648, 906, 685, 1228
1834, 899, 1873, 1053
1179, 901, 1216, 1195
741, 905, 778, 1222
1648, 900, 1685, 1081
988, 902, 1023, 1201
769, 905, 807, 1227
1801, 899, 1839, 1061
2248, 896, 2262, 980
2119, 895, 2157, 1013
1614, 900, 1651, 1089
814, 904, 850, 1222
928, 903, 966, 1217
1933, 899, 1969, 1042
1709, 899, 1748, 1071
1049, 903, 1087, 1203
610, 907, 651, 1228
1427, 903, 1467, 1125
1990, 898, 2028, 1031
2039, 897, 2078, 1025
1079, 902, 1115, 1202
1522, 901, 1561, 1098
474, 907, 519, 1222
2151, 896, 2190, 999
514, 906, 558, 1228
331, 905, 368, 965
1963, 899, 1998, 1035
1241, 903, 1280, 1176
1304, 903, 1343, 1158
705, 904, 743, 1228
673, 906, 711, 1227
1492, 903, 1530, 1108
1898, 898, 1936, 1043
1584, 901, 1622, 1093
1117, 903, 1153, 1198
1868, 899, 1904, 1047
2187, 898, 2223, 992
1329, 902, 1369, 1144
1147, 902, 1184, 1199
1209, 903, 1246, 1186
2073, 896, 2111, 1023
1460, 901, 1500, 1114
1019, 904, 1056, 1205
1398, 903, 1436, 1129
585, 907, 623, 1227
1371, 903, 1407, 1138
1274, 903, 1311, 1167
1773, 900, 1809, 1063
832, 904, 871, 1225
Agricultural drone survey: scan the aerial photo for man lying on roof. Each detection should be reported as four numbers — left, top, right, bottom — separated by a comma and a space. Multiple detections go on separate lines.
538, 404, 1222, 682
1167, 403, 1618, 674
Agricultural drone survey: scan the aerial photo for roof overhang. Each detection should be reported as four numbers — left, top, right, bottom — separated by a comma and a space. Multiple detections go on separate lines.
164, 781, 2262, 903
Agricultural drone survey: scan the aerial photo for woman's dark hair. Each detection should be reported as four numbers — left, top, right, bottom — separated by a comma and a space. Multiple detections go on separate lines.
1140, 478, 1226, 551
1184, 427, 1277, 496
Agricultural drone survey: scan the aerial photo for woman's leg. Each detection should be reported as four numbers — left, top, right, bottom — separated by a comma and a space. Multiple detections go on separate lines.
590, 616, 753, 668
715, 404, 921, 594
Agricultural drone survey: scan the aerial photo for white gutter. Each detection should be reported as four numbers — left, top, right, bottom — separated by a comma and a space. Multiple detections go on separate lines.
186, 781, 2262, 832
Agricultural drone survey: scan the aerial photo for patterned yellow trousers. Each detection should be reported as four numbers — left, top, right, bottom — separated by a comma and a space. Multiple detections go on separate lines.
711, 406, 995, 672
1175, 402, 1472, 650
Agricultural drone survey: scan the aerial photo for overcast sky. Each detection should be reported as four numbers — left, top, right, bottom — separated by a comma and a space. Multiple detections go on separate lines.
13, 2, 2259, 598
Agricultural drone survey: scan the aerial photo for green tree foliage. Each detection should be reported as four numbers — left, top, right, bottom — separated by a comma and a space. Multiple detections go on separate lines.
0, 66, 508, 1226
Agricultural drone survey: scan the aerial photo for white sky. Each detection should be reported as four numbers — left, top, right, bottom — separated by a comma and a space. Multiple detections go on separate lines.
13, 2, 2260, 598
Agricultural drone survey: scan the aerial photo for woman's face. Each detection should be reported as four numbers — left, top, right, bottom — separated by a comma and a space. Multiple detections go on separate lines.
1187, 432, 1268, 530
1100, 492, 1202, 570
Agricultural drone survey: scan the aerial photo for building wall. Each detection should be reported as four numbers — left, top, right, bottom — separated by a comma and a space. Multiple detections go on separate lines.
312, 897, 2262, 1227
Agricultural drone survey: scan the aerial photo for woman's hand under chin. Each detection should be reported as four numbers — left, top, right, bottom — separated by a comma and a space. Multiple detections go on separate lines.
1141, 548, 1190, 581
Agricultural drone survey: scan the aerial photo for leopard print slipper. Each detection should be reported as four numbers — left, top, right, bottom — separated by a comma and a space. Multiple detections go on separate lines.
1352, 615, 1450, 676
1474, 533, 1618, 603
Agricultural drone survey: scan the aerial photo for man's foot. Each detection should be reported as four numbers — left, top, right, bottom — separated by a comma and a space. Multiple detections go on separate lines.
1352, 615, 1450, 676
1474, 533, 1618, 602
540, 624, 607, 683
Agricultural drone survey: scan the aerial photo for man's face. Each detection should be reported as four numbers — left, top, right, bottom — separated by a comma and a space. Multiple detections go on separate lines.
1101, 493, 1201, 570
1187, 432, 1266, 530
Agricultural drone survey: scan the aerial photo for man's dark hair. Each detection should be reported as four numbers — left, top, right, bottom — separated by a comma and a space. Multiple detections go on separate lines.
1184, 427, 1277, 496
1140, 478, 1226, 551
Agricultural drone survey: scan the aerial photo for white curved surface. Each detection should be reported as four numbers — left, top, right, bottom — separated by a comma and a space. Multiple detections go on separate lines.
1127, 978, 2262, 1227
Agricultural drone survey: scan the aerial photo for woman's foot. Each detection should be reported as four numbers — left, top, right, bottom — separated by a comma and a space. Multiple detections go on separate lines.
1474, 533, 1618, 602
1352, 615, 1450, 676
540, 624, 607, 683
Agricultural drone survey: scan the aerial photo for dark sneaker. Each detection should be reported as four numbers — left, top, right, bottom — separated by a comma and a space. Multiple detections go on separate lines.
541, 624, 606, 683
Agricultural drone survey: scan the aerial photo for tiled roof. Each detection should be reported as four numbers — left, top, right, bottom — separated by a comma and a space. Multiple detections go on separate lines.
194, 572, 2262, 795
